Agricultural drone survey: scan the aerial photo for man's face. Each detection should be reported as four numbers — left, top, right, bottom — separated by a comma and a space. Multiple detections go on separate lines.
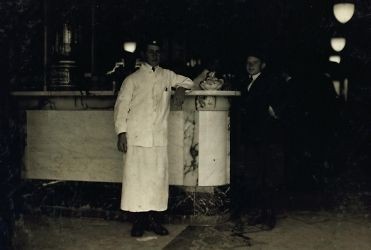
246, 56, 265, 75
144, 44, 161, 67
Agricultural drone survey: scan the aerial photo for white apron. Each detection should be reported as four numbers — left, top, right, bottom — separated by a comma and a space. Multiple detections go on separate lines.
114, 64, 193, 212
120, 146, 169, 212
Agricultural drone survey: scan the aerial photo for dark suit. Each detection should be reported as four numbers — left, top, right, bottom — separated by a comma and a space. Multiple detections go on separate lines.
231, 72, 284, 216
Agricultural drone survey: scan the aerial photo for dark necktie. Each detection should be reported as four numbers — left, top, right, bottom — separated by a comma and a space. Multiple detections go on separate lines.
152, 66, 156, 72
247, 75, 253, 91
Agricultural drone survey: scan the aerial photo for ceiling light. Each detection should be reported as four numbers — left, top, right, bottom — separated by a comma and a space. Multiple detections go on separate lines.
333, 3, 355, 23
331, 37, 346, 52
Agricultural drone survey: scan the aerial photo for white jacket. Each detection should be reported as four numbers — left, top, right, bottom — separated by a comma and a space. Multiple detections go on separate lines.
114, 63, 194, 147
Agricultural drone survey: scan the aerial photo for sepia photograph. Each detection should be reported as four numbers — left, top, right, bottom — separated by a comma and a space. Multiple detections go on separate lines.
1, 0, 371, 249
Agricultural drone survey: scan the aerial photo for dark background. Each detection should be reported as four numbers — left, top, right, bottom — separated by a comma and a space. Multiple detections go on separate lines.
2, 0, 371, 88
1, 0, 371, 248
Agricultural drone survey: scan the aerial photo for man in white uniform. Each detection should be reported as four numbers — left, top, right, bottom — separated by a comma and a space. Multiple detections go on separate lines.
114, 39, 194, 237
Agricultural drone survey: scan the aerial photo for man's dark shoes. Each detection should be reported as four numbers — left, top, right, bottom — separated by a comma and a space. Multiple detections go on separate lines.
148, 216, 169, 235
247, 209, 276, 230
131, 222, 144, 237
261, 209, 276, 230
247, 210, 266, 226
130, 212, 147, 237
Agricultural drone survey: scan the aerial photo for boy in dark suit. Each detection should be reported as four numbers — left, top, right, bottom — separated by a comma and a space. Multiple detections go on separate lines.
232, 50, 284, 230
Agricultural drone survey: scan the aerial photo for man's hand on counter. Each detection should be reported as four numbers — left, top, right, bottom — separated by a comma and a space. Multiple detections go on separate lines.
117, 132, 127, 153
173, 87, 186, 107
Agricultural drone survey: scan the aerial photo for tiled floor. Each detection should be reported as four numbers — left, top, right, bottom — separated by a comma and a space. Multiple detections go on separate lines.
14, 212, 371, 250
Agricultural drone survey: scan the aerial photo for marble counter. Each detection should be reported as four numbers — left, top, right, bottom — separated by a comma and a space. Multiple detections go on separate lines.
13, 90, 240, 219
14, 90, 239, 187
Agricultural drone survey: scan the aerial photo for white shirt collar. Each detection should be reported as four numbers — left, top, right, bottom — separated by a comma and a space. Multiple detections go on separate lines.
247, 72, 261, 91
250, 72, 261, 81
141, 63, 160, 72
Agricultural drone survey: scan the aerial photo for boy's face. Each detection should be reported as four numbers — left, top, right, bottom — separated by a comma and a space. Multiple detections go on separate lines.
144, 44, 161, 67
246, 56, 266, 75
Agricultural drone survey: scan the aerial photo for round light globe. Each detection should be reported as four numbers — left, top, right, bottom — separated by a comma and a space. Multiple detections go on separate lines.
333, 3, 355, 23
123, 42, 136, 53
329, 55, 341, 64
331, 37, 346, 52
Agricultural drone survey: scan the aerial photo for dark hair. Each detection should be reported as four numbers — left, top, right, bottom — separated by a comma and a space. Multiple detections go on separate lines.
246, 50, 266, 63
138, 38, 162, 52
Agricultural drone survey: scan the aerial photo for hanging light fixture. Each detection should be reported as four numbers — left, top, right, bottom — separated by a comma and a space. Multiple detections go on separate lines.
333, 3, 355, 23
331, 37, 346, 52
329, 55, 341, 63
123, 42, 136, 53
